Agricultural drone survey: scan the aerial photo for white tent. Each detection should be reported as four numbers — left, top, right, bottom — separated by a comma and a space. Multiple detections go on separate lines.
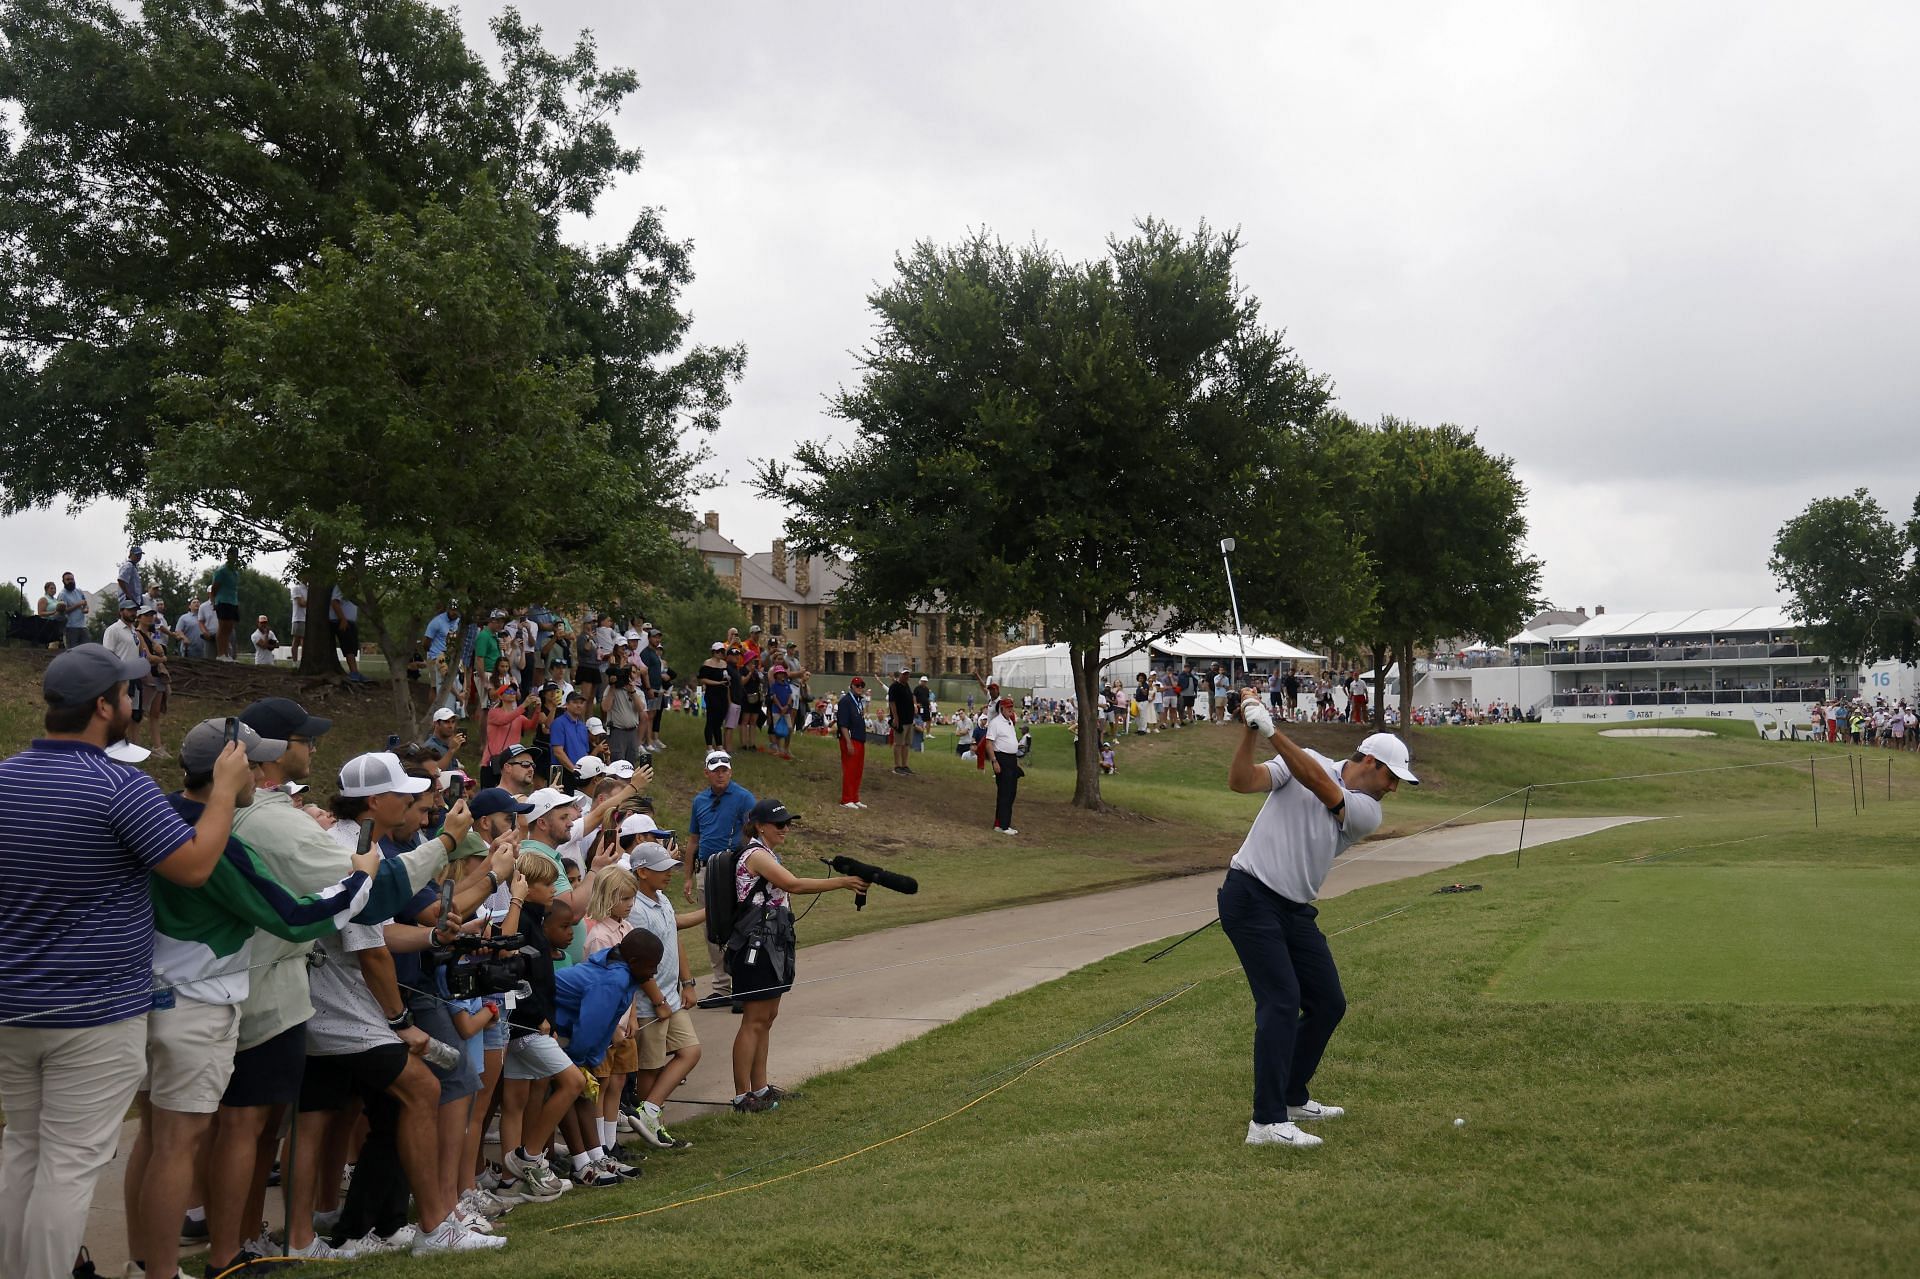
989, 643, 1079, 699
1148, 631, 1326, 665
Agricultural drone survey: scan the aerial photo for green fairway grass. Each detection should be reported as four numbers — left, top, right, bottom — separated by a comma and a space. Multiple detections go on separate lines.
369, 806, 1920, 1279
1493, 867, 1920, 1003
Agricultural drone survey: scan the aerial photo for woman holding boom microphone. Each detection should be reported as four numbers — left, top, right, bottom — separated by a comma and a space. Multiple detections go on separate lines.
726, 798, 866, 1111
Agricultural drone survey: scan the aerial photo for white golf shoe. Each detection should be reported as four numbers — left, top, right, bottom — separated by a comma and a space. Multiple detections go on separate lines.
1246, 1120, 1322, 1148
1287, 1099, 1345, 1121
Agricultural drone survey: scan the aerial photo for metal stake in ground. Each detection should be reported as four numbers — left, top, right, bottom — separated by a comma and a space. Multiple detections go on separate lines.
1810, 757, 1818, 828
1517, 784, 1533, 869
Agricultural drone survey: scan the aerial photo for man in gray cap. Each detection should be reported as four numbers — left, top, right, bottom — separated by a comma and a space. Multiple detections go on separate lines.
0, 646, 251, 1279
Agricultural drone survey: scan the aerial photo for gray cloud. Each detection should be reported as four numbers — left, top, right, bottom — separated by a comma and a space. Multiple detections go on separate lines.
8, 2, 1916, 618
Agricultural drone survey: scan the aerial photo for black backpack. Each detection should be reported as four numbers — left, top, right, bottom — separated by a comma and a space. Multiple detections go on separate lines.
703, 845, 765, 948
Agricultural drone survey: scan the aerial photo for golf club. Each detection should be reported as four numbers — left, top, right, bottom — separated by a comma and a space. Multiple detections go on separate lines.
1219, 537, 1251, 684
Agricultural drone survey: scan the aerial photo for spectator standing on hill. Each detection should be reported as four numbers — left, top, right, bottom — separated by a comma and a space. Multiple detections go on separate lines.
1219, 694, 1417, 1151
251, 613, 280, 665
330, 587, 363, 680
837, 676, 869, 809
174, 598, 203, 659
211, 548, 242, 661
290, 580, 308, 664
196, 587, 217, 659
0, 645, 250, 1279
117, 543, 145, 608
888, 669, 916, 774
683, 751, 756, 1005
987, 696, 1024, 835
57, 572, 91, 648
423, 601, 459, 703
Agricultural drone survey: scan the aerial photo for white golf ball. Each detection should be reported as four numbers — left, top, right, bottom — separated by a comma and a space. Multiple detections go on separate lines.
1453, 1117, 1466, 1127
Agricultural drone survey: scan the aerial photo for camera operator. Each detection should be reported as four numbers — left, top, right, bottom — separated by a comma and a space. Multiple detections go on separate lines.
281, 752, 501, 1258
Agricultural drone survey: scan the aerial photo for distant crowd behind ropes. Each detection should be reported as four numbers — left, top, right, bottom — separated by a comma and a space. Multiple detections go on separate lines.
1811, 697, 1917, 750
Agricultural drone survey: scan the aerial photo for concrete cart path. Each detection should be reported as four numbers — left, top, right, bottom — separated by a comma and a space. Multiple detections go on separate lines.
75, 815, 1642, 1267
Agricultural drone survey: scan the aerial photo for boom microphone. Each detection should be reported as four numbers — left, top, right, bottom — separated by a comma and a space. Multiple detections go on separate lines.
823, 855, 919, 911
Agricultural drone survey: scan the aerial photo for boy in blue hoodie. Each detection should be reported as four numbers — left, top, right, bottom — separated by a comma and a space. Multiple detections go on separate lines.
551, 931, 666, 1185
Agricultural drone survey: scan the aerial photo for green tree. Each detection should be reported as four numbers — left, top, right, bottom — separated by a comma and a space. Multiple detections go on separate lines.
1769, 488, 1919, 673
759, 221, 1344, 810
1350, 418, 1543, 731
0, 1, 742, 670
136, 188, 674, 728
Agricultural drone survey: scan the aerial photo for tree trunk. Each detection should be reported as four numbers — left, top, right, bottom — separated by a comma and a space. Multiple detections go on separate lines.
1070, 644, 1105, 810
367, 606, 425, 740
297, 564, 343, 677
1370, 643, 1388, 731
1398, 637, 1416, 735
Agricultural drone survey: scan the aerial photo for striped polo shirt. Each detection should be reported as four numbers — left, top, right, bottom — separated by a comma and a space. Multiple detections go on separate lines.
0, 739, 195, 1027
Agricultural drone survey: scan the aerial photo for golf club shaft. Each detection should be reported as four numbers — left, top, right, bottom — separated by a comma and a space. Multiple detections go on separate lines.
1220, 542, 1251, 683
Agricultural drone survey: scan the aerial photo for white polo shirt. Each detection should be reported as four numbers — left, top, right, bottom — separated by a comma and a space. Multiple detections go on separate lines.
1228, 749, 1383, 903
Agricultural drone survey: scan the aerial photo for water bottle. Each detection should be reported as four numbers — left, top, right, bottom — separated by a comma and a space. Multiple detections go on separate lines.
419, 1037, 461, 1072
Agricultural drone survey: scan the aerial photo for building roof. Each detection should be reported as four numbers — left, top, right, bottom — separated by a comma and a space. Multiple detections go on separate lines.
677, 525, 746, 557
741, 551, 849, 606
1558, 606, 1798, 641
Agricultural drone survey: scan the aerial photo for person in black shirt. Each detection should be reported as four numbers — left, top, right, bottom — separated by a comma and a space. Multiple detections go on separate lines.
887, 671, 916, 775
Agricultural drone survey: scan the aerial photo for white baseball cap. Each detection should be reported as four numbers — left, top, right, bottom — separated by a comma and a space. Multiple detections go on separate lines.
605, 759, 636, 780
338, 752, 432, 798
618, 811, 661, 838
523, 786, 574, 822
585, 716, 606, 735
105, 739, 152, 764
575, 756, 607, 781
1357, 733, 1420, 785
704, 749, 732, 770
431, 707, 457, 722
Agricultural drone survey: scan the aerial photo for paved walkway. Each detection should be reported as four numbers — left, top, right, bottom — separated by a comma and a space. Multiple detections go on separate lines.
76, 815, 1640, 1267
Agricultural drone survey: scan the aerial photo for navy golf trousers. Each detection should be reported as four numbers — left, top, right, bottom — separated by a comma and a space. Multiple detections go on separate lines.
1218, 867, 1347, 1124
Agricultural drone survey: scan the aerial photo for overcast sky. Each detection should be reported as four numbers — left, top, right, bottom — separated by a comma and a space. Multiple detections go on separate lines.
9, 1, 1917, 622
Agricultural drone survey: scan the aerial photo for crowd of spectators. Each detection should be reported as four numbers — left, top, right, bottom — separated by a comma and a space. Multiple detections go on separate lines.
1811, 697, 1917, 749
0, 640, 866, 1276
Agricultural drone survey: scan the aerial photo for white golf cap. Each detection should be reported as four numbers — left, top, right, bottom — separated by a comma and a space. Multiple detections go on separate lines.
704, 749, 732, 770
522, 787, 573, 821
431, 707, 457, 722
618, 811, 661, 838
338, 751, 432, 798
105, 739, 152, 764
605, 759, 635, 779
575, 756, 607, 781
626, 840, 677, 872
585, 716, 606, 735
624, 629, 641, 641
1357, 733, 1420, 785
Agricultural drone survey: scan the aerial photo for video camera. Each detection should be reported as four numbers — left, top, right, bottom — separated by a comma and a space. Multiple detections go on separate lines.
428, 933, 536, 1000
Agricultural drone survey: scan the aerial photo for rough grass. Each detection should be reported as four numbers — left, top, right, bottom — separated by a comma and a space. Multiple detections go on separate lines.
360, 806, 1920, 1278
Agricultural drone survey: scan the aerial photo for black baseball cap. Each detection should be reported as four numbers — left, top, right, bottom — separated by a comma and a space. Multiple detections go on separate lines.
239, 696, 333, 740
500, 743, 534, 763
748, 797, 798, 826
42, 644, 149, 708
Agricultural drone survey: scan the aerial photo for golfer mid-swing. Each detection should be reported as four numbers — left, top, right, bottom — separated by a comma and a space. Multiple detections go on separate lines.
1220, 690, 1418, 1147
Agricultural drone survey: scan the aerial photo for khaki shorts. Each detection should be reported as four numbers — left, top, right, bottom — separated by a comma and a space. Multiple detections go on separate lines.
597, 1035, 640, 1077
635, 1009, 698, 1071
144, 998, 242, 1113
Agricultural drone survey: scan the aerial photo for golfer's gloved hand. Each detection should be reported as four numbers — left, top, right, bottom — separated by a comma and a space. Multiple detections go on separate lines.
1241, 699, 1275, 738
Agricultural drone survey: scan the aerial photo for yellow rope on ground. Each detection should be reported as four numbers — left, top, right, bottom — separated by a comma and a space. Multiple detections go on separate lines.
547, 982, 1202, 1233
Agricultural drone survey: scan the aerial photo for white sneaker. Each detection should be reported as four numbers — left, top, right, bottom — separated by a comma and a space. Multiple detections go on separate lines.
335, 1231, 401, 1259
999, 827, 1018, 836
1287, 1099, 1345, 1121
285, 1236, 345, 1259
379, 1224, 418, 1250
843, 801, 861, 809
460, 1187, 512, 1218
855, 802, 868, 809
1246, 1120, 1323, 1148
411, 1216, 508, 1255
244, 1226, 276, 1257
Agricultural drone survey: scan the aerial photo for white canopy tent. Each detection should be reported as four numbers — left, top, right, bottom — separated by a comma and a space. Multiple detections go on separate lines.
992, 630, 1327, 699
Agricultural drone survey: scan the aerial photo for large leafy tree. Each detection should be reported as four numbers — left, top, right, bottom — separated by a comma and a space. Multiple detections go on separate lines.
0, 1, 741, 670
1353, 418, 1542, 730
759, 221, 1345, 810
1769, 488, 1919, 672
135, 188, 677, 727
